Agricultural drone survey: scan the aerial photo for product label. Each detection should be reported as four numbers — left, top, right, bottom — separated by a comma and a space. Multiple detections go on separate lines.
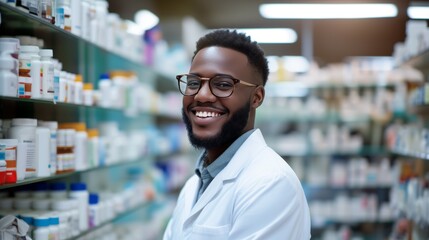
54, 75, 60, 102
56, 8, 65, 28
4, 145, 17, 170
21, 138, 36, 175
19, 58, 32, 98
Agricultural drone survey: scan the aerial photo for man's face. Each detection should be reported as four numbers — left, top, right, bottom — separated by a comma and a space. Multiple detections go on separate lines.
182, 46, 260, 149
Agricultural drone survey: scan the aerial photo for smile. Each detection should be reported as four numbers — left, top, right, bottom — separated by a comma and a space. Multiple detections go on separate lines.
195, 111, 223, 118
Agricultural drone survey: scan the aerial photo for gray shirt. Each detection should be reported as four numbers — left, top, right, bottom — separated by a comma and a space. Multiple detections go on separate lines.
194, 129, 256, 202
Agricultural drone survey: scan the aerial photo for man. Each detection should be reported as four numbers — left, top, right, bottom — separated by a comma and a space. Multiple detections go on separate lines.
163, 29, 311, 239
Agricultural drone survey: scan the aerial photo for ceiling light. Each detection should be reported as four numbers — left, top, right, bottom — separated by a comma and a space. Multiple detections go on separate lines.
259, 3, 398, 19
236, 28, 297, 44
408, 6, 429, 19
134, 9, 160, 31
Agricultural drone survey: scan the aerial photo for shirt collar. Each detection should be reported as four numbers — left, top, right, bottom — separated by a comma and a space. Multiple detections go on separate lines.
195, 129, 256, 179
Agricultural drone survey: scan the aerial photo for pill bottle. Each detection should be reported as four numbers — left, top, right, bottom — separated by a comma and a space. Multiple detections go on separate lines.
82, 83, 94, 106
59, 123, 87, 171
39, 121, 58, 175
0, 159, 6, 185
49, 182, 67, 199
14, 198, 33, 212
19, 46, 39, 98
0, 37, 20, 64
39, 0, 53, 22
74, 74, 83, 104
30, 53, 41, 99
52, 59, 61, 102
40, 49, 54, 100
48, 216, 60, 240
0, 139, 19, 184
58, 71, 67, 102
0, 55, 18, 97
98, 73, 111, 108
56, 0, 71, 31
35, 126, 50, 177
69, 182, 89, 232
86, 129, 99, 168
33, 216, 51, 240
27, 0, 40, 16
8, 118, 37, 179
32, 199, 51, 211
32, 182, 49, 199
50, 199, 72, 239
88, 193, 99, 228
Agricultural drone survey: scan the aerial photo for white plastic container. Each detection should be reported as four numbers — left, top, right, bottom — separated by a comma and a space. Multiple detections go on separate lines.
48, 182, 67, 199
70, 0, 82, 36
30, 53, 41, 98
0, 56, 18, 97
88, 193, 99, 228
35, 126, 51, 177
56, 0, 71, 31
19, 45, 40, 98
39, 121, 58, 175
40, 49, 54, 100
52, 59, 61, 102
69, 182, 89, 232
74, 74, 83, 104
58, 71, 67, 102
0, 139, 18, 184
8, 118, 37, 179
48, 216, 60, 240
33, 216, 51, 240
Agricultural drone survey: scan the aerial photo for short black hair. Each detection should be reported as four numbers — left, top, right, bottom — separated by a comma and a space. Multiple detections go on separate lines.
192, 29, 269, 86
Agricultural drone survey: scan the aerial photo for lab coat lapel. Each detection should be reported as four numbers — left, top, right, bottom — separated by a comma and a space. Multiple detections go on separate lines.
185, 129, 266, 222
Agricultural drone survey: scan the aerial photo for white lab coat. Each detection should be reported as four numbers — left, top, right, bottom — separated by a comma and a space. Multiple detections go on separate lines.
163, 129, 311, 240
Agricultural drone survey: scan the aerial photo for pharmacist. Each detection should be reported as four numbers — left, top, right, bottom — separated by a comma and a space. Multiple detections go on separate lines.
163, 29, 311, 239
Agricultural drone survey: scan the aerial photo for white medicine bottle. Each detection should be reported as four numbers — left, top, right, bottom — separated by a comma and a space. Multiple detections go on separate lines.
0, 55, 18, 97
8, 118, 37, 179
69, 182, 89, 232
40, 49, 54, 100
33, 216, 51, 240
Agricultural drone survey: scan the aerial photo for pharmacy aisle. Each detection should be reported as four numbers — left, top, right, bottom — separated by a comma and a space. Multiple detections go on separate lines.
256, 20, 429, 240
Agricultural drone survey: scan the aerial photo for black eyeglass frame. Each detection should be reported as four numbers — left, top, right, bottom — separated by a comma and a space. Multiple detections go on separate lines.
176, 73, 259, 98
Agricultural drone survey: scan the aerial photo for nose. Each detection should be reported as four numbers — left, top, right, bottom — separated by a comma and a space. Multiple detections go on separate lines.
194, 81, 216, 102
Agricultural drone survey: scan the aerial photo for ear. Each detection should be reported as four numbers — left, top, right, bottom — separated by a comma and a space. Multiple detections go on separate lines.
251, 86, 265, 109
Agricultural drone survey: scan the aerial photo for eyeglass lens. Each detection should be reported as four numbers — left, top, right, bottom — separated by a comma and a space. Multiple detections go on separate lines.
179, 75, 235, 97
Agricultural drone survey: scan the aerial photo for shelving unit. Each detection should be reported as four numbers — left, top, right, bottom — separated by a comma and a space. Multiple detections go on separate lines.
257, 58, 401, 239
0, 2, 188, 239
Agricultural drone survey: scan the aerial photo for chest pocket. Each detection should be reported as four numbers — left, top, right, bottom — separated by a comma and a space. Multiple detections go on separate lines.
190, 224, 230, 240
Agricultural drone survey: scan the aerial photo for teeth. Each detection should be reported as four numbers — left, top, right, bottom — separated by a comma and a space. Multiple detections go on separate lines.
196, 111, 221, 118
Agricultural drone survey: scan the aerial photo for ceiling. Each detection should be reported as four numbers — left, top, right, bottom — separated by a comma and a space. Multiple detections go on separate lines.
108, 0, 419, 66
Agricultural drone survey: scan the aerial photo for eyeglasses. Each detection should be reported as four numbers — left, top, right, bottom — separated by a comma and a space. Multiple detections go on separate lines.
176, 74, 258, 98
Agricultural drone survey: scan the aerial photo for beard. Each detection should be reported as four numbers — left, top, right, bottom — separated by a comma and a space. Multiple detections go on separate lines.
182, 101, 251, 150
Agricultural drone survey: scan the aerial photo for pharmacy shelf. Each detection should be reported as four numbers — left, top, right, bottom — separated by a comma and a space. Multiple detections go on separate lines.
303, 184, 392, 191
389, 148, 429, 160
0, 96, 181, 120
0, 2, 177, 91
0, 157, 148, 190
68, 201, 150, 240
264, 81, 395, 97
256, 112, 370, 124
277, 147, 388, 158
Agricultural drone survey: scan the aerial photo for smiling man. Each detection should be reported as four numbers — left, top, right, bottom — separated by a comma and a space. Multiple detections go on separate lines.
163, 29, 311, 239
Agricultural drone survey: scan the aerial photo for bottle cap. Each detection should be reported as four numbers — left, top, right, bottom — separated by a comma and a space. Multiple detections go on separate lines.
49, 217, 59, 225
20, 45, 39, 53
70, 182, 87, 191
89, 193, 99, 204
39, 49, 53, 57
11, 118, 37, 127
59, 122, 86, 131
87, 129, 99, 138
39, 121, 58, 130
75, 74, 83, 82
50, 182, 66, 191
83, 83, 93, 90
99, 73, 110, 80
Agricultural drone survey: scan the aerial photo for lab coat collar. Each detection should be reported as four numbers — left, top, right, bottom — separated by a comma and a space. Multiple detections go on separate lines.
185, 129, 266, 224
